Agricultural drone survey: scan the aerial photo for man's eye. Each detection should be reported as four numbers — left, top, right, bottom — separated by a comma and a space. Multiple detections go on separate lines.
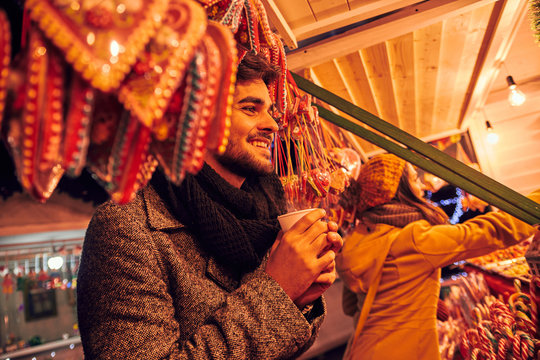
242, 106, 257, 113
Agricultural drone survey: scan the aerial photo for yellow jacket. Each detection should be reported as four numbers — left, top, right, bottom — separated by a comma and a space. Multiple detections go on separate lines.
336, 190, 540, 360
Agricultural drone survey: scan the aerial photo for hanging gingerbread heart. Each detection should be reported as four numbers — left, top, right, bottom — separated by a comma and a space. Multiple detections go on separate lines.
63, 73, 95, 177
205, 0, 233, 22
218, 0, 244, 34
26, 0, 169, 92
33, 42, 66, 201
149, 90, 185, 184
118, 0, 207, 128
204, 21, 237, 154
108, 115, 156, 204
9, 27, 67, 202
243, 0, 260, 51
183, 27, 223, 175
150, 47, 209, 184
0, 9, 10, 127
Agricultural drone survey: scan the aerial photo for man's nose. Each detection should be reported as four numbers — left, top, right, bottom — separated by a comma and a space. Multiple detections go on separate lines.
259, 111, 280, 133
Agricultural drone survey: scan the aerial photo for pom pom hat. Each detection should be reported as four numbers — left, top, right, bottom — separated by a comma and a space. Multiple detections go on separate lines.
353, 154, 406, 213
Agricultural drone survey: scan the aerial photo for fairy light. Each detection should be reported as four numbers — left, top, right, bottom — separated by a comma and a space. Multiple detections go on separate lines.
427, 188, 465, 224
86, 32, 95, 46
110, 40, 120, 57
47, 256, 63, 270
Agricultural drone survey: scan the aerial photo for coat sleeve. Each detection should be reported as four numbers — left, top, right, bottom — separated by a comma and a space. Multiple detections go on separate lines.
410, 189, 540, 270
77, 202, 325, 360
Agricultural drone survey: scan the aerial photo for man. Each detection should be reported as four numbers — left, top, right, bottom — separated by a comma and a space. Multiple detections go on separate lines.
77, 52, 343, 359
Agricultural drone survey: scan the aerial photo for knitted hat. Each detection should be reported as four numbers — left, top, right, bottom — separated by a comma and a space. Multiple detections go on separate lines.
343, 154, 406, 214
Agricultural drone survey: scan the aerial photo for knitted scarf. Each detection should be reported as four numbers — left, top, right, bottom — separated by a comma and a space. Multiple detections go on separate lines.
362, 202, 424, 228
152, 164, 286, 274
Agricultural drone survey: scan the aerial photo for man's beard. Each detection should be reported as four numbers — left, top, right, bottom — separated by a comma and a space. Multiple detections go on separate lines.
214, 142, 274, 178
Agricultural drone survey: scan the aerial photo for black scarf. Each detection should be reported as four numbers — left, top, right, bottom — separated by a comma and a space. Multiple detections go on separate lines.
151, 164, 286, 274
362, 202, 424, 228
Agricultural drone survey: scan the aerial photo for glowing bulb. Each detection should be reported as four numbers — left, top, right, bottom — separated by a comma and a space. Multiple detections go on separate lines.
506, 76, 526, 107
110, 40, 120, 57
485, 120, 499, 145
47, 256, 64, 270
508, 85, 526, 106
86, 32, 95, 46
486, 131, 499, 145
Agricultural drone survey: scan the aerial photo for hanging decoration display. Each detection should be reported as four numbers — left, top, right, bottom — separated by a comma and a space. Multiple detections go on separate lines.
531, 0, 540, 44
274, 72, 361, 214
0, 0, 293, 204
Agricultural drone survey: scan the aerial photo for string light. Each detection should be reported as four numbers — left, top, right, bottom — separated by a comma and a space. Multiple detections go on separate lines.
506, 76, 526, 106
502, 62, 526, 106
485, 120, 499, 145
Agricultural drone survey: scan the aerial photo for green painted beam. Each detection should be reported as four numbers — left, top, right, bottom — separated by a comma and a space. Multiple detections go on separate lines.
316, 106, 539, 225
289, 72, 540, 225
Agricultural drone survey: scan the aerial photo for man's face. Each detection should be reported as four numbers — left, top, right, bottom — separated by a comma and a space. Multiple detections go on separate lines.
212, 79, 279, 178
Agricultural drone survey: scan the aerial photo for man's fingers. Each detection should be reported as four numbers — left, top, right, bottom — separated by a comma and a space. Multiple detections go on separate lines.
288, 209, 326, 233
327, 221, 339, 232
313, 269, 336, 285
318, 250, 336, 267
327, 231, 343, 252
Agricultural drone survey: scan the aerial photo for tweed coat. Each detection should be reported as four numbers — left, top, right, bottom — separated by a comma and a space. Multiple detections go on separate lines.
77, 184, 326, 359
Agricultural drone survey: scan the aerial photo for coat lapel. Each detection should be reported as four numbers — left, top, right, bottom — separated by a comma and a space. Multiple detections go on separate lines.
143, 185, 184, 231
143, 184, 240, 292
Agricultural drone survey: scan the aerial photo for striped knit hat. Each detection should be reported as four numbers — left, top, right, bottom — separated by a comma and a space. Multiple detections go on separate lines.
341, 154, 406, 214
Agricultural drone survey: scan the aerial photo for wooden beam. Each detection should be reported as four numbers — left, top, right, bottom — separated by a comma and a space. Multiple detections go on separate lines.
286, 0, 495, 71
292, 0, 420, 40
260, 0, 298, 49
458, 0, 529, 128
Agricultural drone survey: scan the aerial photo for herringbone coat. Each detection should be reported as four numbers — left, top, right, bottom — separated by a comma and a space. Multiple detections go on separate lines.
77, 185, 325, 359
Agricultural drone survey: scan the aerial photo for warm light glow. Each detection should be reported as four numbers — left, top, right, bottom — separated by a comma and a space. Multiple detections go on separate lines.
110, 40, 120, 57
508, 85, 526, 106
47, 256, 64, 270
486, 131, 499, 145
86, 32, 95, 46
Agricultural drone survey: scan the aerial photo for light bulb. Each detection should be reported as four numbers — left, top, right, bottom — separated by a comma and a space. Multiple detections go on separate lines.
485, 120, 499, 145
506, 76, 526, 106
47, 256, 64, 270
508, 86, 526, 106
486, 131, 499, 145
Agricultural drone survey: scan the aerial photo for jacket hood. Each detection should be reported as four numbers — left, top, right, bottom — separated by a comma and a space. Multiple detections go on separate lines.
336, 223, 397, 294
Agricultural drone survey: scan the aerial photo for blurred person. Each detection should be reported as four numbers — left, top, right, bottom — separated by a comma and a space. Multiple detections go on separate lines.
336, 153, 539, 360
77, 52, 342, 359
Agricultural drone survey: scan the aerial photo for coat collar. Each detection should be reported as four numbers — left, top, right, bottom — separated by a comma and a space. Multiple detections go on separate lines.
142, 185, 185, 231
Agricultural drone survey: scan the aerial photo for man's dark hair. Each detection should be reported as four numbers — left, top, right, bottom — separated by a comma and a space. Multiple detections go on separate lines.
236, 51, 281, 86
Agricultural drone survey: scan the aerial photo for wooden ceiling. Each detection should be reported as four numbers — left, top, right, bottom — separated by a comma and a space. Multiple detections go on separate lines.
263, 0, 536, 155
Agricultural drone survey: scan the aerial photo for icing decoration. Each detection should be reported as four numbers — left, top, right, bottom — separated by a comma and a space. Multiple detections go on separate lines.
118, 0, 207, 128
26, 0, 168, 92
33, 41, 66, 200
63, 73, 95, 177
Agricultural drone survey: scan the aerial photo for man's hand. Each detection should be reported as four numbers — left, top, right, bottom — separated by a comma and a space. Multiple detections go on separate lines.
295, 262, 337, 308
265, 209, 343, 307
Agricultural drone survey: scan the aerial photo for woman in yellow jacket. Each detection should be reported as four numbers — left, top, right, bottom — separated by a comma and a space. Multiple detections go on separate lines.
336, 154, 539, 360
